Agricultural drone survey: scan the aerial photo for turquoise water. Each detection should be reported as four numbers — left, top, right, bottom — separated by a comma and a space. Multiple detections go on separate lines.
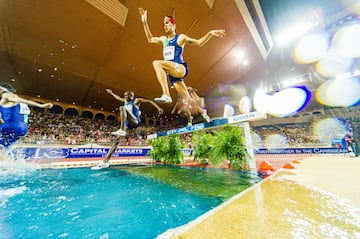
0, 165, 261, 239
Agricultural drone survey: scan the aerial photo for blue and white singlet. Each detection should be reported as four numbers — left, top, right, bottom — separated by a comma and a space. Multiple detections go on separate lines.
0, 103, 30, 147
124, 100, 141, 130
162, 34, 189, 83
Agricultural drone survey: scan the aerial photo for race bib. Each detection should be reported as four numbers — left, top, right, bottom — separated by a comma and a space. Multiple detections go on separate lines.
19, 103, 31, 114
163, 46, 175, 61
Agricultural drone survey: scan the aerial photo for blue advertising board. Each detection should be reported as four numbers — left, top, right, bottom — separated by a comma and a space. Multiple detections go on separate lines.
254, 148, 348, 154
11, 146, 348, 160
14, 147, 151, 160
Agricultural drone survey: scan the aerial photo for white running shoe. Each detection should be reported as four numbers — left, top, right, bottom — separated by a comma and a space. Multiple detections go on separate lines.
111, 129, 126, 136
155, 95, 172, 104
91, 162, 109, 170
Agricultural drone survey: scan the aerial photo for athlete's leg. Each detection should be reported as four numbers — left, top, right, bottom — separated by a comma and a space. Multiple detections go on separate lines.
173, 81, 191, 102
178, 106, 192, 126
125, 109, 139, 127
111, 106, 126, 136
351, 142, 359, 157
173, 81, 199, 124
152, 60, 170, 97
120, 106, 126, 130
91, 134, 122, 169
187, 92, 210, 122
91, 134, 123, 169
184, 110, 193, 126
104, 135, 122, 163
197, 105, 210, 122
152, 60, 186, 99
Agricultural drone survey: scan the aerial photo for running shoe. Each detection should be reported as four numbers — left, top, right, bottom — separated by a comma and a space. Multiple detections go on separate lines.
111, 129, 126, 136
155, 94, 172, 104
91, 162, 109, 170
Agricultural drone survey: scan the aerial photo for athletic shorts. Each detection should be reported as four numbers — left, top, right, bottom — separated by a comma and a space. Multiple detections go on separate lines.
169, 62, 188, 84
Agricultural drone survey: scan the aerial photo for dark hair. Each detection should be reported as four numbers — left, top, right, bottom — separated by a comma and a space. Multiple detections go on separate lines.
124, 91, 134, 99
0, 82, 16, 93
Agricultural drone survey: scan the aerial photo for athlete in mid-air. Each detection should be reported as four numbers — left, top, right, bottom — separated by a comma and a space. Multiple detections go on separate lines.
91, 89, 163, 170
0, 82, 53, 148
138, 7, 225, 105
171, 86, 210, 126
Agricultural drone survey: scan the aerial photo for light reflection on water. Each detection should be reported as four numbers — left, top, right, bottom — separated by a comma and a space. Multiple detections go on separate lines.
175, 171, 360, 239
269, 177, 359, 239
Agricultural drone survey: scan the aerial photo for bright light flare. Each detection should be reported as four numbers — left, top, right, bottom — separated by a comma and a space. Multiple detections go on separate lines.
277, 20, 318, 46
333, 24, 360, 58
315, 77, 360, 107
254, 87, 311, 117
254, 89, 272, 113
293, 33, 329, 64
264, 134, 289, 148
315, 47, 353, 77
223, 103, 236, 117
251, 132, 264, 148
314, 118, 351, 142
239, 96, 252, 114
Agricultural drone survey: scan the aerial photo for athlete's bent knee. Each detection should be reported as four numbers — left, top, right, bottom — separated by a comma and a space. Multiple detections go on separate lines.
152, 60, 162, 68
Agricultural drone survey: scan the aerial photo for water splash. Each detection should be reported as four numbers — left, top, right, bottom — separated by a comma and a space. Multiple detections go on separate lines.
0, 146, 36, 175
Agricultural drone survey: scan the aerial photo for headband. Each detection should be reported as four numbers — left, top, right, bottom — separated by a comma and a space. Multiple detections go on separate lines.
166, 16, 176, 26
166, 16, 176, 32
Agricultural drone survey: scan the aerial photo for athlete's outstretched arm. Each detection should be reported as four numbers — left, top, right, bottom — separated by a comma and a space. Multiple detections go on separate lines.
135, 97, 164, 114
2, 93, 52, 109
180, 30, 226, 47
138, 8, 163, 44
106, 89, 125, 103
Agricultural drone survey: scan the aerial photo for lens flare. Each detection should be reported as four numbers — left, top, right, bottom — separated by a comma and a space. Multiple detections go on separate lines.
334, 24, 360, 58
313, 118, 351, 142
264, 134, 289, 148
223, 103, 236, 117
315, 48, 353, 77
254, 87, 311, 117
315, 78, 360, 107
251, 132, 264, 148
239, 96, 252, 114
293, 33, 329, 64
254, 89, 272, 113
